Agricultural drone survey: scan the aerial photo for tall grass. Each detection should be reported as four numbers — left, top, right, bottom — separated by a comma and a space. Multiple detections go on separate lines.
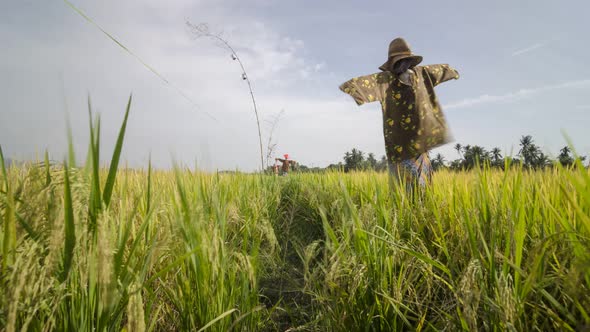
299, 167, 589, 331
1, 98, 589, 330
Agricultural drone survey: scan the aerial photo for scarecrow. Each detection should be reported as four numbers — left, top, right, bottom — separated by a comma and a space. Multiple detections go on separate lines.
339, 37, 459, 191
275, 154, 296, 176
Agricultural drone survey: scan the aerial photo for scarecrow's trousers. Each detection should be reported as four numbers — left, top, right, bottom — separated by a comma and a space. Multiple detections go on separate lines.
388, 153, 432, 197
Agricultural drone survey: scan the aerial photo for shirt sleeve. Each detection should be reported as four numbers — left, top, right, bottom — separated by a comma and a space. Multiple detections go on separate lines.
339, 73, 386, 106
423, 64, 460, 87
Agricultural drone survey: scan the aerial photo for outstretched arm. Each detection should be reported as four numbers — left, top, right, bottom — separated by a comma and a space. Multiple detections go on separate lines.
339, 73, 386, 106
423, 64, 459, 87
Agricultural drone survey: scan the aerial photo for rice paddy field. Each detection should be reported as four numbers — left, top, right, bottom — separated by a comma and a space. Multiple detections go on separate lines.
1, 165, 589, 331
1, 110, 589, 331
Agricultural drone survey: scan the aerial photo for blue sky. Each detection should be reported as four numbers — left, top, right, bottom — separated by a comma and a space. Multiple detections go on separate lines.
1, 0, 589, 170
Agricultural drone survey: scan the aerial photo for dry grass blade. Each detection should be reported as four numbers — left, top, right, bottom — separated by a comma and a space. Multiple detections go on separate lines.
62, 0, 216, 121
196, 308, 237, 332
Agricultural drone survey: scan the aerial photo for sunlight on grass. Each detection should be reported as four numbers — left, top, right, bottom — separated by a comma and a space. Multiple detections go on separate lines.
1, 98, 589, 331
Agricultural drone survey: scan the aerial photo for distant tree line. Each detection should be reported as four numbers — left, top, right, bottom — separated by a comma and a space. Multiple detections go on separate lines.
292, 135, 588, 173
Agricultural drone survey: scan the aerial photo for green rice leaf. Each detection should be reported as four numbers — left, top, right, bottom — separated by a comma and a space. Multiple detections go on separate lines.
103, 94, 132, 207
44, 150, 51, 186
66, 112, 77, 168
60, 161, 76, 282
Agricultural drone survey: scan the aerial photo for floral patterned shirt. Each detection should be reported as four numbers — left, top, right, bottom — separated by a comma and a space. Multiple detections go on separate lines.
340, 64, 459, 162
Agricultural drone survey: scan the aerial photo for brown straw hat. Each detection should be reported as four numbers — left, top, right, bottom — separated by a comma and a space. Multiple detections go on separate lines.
378, 38, 423, 72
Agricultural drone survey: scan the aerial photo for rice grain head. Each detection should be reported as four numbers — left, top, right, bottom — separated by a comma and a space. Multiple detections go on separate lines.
126, 281, 146, 332
457, 259, 483, 331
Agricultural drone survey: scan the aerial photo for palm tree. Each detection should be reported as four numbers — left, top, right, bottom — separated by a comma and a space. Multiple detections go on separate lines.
536, 152, 550, 169
351, 148, 364, 168
376, 155, 388, 172
344, 151, 352, 171
344, 148, 365, 171
449, 159, 462, 171
367, 153, 377, 169
454, 143, 463, 158
519, 135, 539, 168
558, 146, 574, 167
491, 147, 503, 167
458, 145, 489, 169
519, 135, 533, 154
462, 145, 472, 155
560, 146, 571, 154
432, 153, 446, 171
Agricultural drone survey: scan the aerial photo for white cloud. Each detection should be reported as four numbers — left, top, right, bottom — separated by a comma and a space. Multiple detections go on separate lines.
6, 1, 588, 171
444, 80, 590, 110
0, 0, 342, 171
314, 62, 326, 72
511, 42, 546, 56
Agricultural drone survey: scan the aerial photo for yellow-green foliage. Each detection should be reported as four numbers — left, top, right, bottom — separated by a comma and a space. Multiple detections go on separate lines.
1, 163, 589, 331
